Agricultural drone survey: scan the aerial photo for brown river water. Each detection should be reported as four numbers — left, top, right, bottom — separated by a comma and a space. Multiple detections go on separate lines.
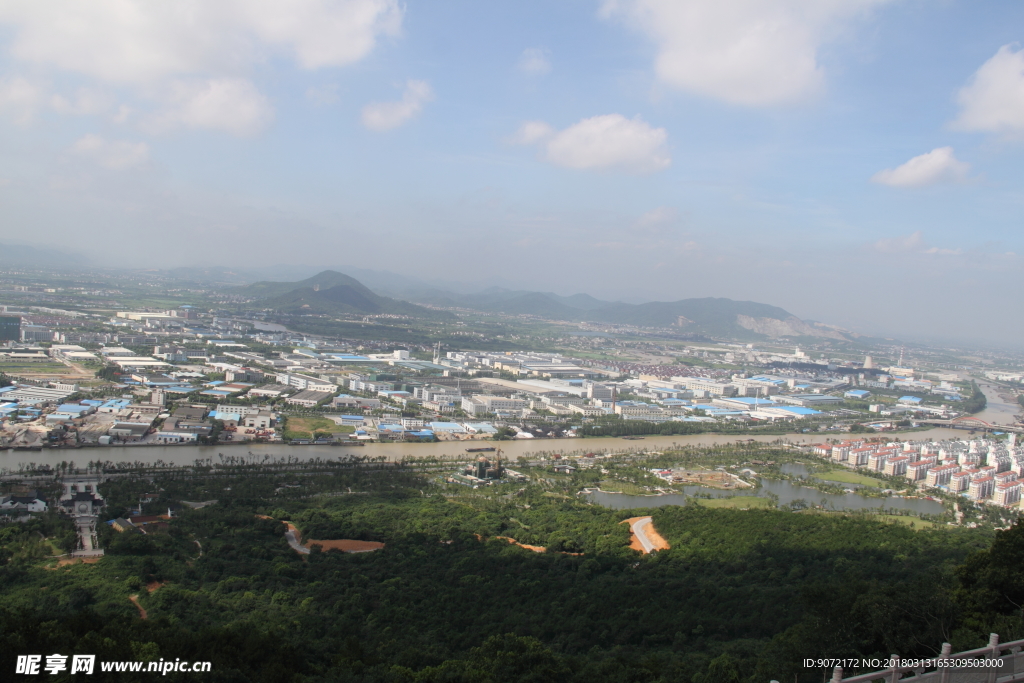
0, 428, 967, 470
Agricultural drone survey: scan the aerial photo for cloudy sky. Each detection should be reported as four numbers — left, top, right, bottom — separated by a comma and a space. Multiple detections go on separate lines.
0, 1, 1023, 346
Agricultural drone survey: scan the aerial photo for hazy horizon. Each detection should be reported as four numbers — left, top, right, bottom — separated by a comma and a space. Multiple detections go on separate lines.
0, 2, 1022, 347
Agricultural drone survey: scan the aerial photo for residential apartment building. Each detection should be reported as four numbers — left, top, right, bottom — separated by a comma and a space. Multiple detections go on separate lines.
905, 461, 931, 482
994, 481, 1022, 507
949, 470, 974, 493
883, 456, 909, 477
925, 463, 960, 487
968, 476, 995, 501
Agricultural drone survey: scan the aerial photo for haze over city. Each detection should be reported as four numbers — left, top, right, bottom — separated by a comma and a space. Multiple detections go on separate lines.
0, 1, 1023, 345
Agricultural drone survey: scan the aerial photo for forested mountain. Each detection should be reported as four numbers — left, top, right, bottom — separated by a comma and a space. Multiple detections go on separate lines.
400, 285, 852, 340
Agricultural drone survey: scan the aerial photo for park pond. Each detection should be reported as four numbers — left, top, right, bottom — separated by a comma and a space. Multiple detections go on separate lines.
586, 475, 946, 515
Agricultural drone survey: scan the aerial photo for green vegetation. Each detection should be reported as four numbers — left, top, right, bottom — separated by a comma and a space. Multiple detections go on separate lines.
0, 361, 73, 375
2, 462, 1021, 682
875, 514, 939, 530
963, 380, 987, 414
593, 480, 650, 495
281, 415, 356, 440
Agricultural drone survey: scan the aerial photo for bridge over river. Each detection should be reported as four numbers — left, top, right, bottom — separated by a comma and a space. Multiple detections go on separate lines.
914, 416, 1024, 434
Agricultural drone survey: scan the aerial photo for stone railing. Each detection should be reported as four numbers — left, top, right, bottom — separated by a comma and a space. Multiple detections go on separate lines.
780, 635, 1024, 683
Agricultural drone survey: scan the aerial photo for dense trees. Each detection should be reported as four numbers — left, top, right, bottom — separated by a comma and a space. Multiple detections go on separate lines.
0, 468, 1019, 682
963, 381, 987, 414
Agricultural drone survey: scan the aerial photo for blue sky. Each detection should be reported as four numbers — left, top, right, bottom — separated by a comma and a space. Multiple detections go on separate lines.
0, 1, 1023, 346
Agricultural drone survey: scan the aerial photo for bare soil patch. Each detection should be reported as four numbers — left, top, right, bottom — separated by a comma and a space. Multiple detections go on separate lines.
129, 595, 147, 620
48, 556, 101, 569
262, 515, 384, 554
475, 533, 583, 555
306, 539, 385, 553
494, 536, 546, 553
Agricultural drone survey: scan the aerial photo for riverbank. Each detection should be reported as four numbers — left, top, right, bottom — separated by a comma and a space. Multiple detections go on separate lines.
0, 428, 969, 470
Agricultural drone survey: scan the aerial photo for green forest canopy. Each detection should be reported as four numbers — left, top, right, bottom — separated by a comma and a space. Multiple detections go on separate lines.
0, 466, 1021, 683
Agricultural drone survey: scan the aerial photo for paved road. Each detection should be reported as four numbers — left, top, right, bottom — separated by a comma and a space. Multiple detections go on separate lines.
284, 525, 309, 554
631, 517, 656, 553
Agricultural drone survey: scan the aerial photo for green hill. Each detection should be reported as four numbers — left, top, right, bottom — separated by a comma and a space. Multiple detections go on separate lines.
237, 271, 453, 321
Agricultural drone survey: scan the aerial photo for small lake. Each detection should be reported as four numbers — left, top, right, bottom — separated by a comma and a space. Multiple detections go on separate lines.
587, 475, 946, 516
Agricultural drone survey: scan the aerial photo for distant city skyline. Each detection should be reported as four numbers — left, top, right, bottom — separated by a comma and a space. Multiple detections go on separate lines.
0, 1, 1022, 346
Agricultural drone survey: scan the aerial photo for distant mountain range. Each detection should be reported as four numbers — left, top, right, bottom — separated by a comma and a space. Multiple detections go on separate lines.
0, 242, 90, 267
395, 286, 856, 340
228, 269, 858, 341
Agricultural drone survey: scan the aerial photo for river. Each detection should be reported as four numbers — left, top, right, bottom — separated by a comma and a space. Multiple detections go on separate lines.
974, 381, 1020, 427
0, 428, 968, 471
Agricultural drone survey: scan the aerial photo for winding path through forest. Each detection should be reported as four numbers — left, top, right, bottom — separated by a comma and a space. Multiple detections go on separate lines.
128, 595, 147, 620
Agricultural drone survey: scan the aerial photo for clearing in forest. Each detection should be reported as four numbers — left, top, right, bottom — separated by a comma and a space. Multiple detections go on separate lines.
622, 516, 671, 554
306, 539, 386, 553
261, 516, 385, 554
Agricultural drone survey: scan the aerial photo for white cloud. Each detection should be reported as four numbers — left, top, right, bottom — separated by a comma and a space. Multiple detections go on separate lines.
306, 83, 340, 106
872, 231, 924, 253
144, 78, 273, 137
952, 45, 1024, 134
515, 114, 670, 173
600, 0, 888, 106
0, 1, 400, 137
0, 76, 43, 123
510, 120, 555, 145
0, 0, 402, 84
870, 231, 962, 256
72, 134, 149, 169
634, 206, 678, 228
870, 147, 970, 188
518, 48, 551, 75
51, 87, 112, 116
361, 80, 433, 131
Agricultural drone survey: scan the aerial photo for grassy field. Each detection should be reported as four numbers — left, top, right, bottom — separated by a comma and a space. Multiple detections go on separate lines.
874, 514, 937, 530
282, 416, 355, 440
814, 470, 886, 487
797, 510, 938, 530
0, 362, 73, 375
596, 481, 649, 495
694, 496, 772, 509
